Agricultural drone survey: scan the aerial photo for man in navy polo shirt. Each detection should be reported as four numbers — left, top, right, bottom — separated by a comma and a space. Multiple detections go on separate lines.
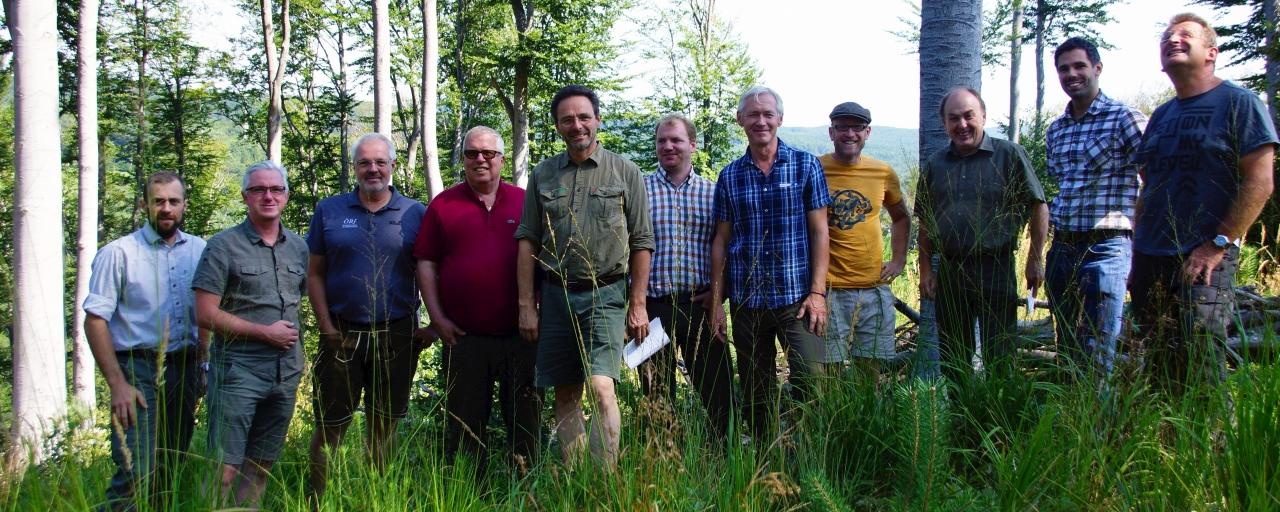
304, 133, 427, 499
415, 126, 541, 478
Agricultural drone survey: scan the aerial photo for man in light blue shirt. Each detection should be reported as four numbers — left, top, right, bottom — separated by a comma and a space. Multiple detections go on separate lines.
84, 171, 208, 510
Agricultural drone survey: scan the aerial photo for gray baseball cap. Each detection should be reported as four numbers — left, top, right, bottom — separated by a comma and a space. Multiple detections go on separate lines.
829, 102, 872, 123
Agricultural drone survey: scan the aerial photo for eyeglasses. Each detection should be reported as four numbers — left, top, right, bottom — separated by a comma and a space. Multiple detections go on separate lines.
356, 159, 391, 168
245, 186, 288, 196
464, 149, 502, 160
831, 124, 869, 133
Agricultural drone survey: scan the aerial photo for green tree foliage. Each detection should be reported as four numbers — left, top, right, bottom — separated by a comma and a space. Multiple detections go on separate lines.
1191, 0, 1274, 89
636, 0, 760, 175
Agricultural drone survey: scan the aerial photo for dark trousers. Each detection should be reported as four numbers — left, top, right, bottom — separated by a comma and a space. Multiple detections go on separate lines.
936, 253, 1018, 382
638, 297, 735, 442
1130, 247, 1238, 396
105, 347, 203, 509
441, 333, 543, 477
731, 300, 826, 444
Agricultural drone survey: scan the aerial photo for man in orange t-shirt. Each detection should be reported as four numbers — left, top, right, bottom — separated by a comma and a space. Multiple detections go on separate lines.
819, 101, 910, 383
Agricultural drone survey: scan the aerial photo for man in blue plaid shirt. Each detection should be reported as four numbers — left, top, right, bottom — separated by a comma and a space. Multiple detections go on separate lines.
709, 86, 831, 446
639, 113, 734, 443
1044, 37, 1146, 377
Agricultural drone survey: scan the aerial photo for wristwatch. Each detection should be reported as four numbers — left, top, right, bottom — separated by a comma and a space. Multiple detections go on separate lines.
1211, 234, 1236, 249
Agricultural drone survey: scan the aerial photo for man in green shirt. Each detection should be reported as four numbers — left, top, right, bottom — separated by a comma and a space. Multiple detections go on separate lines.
515, 84, 655, 468
194, 160, 308, 507
916, 87, 1048, 383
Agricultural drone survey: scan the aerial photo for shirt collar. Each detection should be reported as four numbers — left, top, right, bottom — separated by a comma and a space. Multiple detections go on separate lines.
736, 138, 795, 170
1060, 90, 1116, 120
655, 166, 698, 189
141, 222, 188, 246
461, 181, 506, 205
345, 186, 405, 212
946, 130, 995, 158
238, 219, 288, 246
557, 143, 603, 170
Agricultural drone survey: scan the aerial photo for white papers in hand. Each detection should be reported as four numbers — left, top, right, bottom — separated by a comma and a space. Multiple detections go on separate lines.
623, 317, 669, 369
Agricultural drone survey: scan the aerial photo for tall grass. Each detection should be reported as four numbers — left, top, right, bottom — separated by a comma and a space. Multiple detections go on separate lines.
4, 336, 1280, 510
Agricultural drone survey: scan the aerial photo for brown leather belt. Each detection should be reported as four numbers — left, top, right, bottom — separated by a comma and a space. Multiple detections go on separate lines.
1053, 229, 1130, 245
546, 273, 624, 292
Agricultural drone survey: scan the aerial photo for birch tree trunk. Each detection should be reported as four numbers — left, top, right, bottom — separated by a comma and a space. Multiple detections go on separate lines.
261, 0, 291, 163
7, 0, 69, 467
72, 0, 100, 414
423, 0, 443, 198
374, 0, 392, 134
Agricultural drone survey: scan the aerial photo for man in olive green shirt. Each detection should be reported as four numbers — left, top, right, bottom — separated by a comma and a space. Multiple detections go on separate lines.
916, 87, 1048, 383
515, 84, 655, 468
194, 160, 308, 507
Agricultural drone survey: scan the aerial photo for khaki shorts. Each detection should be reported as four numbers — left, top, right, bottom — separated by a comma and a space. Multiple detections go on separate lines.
535, 279, 627, 388
823, 285, 897, 362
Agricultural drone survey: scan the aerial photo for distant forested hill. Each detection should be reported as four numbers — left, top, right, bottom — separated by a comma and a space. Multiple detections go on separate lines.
775, 126, 919, 177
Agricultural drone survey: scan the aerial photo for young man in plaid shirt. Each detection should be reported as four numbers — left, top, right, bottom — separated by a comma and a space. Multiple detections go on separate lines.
1044, 37, 1146, 377
638, 114, 735, 444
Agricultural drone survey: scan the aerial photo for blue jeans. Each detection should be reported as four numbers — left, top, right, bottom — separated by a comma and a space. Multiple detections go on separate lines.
1045, 235, 1131, 375
105, 348, 203, 510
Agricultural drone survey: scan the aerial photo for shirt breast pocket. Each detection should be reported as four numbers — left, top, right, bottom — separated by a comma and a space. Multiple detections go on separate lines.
540, 188, 570, 221
235, 264, 271, 298
280, 263, 306, 307
1083, 135, 1117, 172
591, 185, 625, 226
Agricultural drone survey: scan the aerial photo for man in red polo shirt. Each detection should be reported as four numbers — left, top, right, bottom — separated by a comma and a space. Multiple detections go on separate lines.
414, 126, 541, 477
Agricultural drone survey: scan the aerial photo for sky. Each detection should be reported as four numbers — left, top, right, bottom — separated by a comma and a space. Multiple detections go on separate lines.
187, 0, 1262, 130
714, 0, 1260, 128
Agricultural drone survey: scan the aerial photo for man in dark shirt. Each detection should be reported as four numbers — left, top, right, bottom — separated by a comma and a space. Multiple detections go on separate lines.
194, 160, 309, 507
416, 126, 541, 477
916, 87, 1048, 383
305, 133, 427, 499
1131, 13, 1277, 395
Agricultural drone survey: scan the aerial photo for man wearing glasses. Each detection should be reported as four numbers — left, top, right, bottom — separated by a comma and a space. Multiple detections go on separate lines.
415, 126, 542, 477
303, 133, 428, 499
819, 102, 910, 385
194, 160, 309, 507
515, 85, 654, 468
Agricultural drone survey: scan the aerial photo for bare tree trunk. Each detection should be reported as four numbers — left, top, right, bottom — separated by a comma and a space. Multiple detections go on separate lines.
8, 0, 69, 468
1267, 0, 1279, 125
404, 87, 421, 183
1034, 0, 1046, 127
423, 0, 442, 197
1008, 0, 1022, 142
449, 0, 467, 169
917, 0, 982, 381
261, 0, 291, 163
337, 13, 350, 190
132, 0, 149, 226
919, 0, 983, 159
72, 0, 101, 414
373, 0, 392, 133
173, 77, 186, 173
506, 0, 533, 188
